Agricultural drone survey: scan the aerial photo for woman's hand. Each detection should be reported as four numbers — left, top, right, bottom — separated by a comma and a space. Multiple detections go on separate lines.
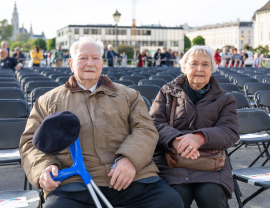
173, 134, 204, 160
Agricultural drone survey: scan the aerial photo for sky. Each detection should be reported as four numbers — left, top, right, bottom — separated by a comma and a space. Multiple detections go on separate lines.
0, 0, 268, 39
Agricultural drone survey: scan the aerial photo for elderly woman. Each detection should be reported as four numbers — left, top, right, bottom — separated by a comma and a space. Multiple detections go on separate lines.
150, 45, 239, 208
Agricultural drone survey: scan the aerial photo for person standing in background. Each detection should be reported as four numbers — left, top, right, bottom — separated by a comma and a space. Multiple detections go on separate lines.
31, 45, 43, 67
214, 49, 221, 66
105, 44, 122, 67
161, 47, 172, 67
154, 48, 162, 67
145, 51, 153, 67
137, 49, 147, 67
1, 41, 10, 57
51, 46, 64, 67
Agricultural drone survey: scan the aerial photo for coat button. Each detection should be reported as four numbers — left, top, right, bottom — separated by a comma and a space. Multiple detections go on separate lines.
186, 178, 189, 181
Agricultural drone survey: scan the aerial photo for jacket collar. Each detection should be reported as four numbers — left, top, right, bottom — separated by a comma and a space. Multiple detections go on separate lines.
65, 74, 116, 93
164, 74, 224, 98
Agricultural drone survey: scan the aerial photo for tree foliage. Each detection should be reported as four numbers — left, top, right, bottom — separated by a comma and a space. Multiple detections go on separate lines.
254, 45, 269, 56
0, 19, 13, 41
33, 38, 47, 51
15, 33, 30, 42
184, 35, 191, 52
47, 37, 56, 51
192, 36, 205, 46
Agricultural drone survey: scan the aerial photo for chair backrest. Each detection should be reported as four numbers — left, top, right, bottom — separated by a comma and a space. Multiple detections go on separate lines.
263, 77, 270, 83
107, 76, 117, 81
31, 87, 55, 103
107, 73, 126, 80
49, 73, 67, 80
237, 109, 270, 134
0, 99, 30, 118
0, 82, 20, 88
254, 75, 270, 83
156, 72, 178, 78
0, 88, 24, 99
149, 75, 175, 82
138, 79, 167, 88
138, 73, 152, 79
18, 74, 42, 82
113, 80, 135, 86
0, 77, 18, 82
129, 85, 161, 101
0, 118, 27, 149
219, 83, 240, 92
234, 77, 259, 88
244, 82, 270, 95
55, 76, 70, 85
21, 77, 51, 87
215, 77, 231, 83
119, 75, 146, 85
142, 96, 151, 111
25, 81, 60, 93
228, 74, 249, 82
254, 90, 270, 108
229, 92, 250, 109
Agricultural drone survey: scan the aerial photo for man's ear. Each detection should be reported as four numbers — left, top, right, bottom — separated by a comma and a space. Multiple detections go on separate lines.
68, 58, 74, 73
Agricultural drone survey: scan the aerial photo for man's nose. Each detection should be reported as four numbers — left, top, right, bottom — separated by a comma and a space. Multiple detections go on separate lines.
87, 57, 94, 66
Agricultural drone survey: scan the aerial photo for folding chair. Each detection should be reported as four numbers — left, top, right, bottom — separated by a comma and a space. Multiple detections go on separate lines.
142, 96, 151, 111
107, 73, 127, 80
48, 73, 67, 80
138, 79, 167, 88
120, 75, 146, 85
0, 99, 30, 118
0, 77, 18, 83
24, 81, 60, 103
55, 76, 70, 85
21, 77, 51, 88
156, 72, 178, 78
254, 90, 270, 113
263, 77, 270, 83
0, 88, 24, 99
229, 92, 250, 109
31, 87, 55, 107
113, 80, 135, 87
137, 73, 152, 79
219, 83, 240, 92
254, 75, 270, 83
244, 83, 270, 107
229, 109, 270, 207
129, 85, 161, 104
234, 77, 259, 90
149, 75, 175, 82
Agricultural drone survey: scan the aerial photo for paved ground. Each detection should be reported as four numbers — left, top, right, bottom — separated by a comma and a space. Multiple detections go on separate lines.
0, 145, 269, 208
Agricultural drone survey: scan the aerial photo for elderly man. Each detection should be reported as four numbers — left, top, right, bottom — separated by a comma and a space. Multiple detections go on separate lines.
105, 44, 121, 67
0, 48, 23, 71
1, 41, 10, 56
19, 37, 183, 208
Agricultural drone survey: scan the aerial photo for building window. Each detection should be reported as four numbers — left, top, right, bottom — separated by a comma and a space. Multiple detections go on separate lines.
91, 29, 101, 34
151, 41, 156, 46
84, 29, 90, 34
241, 31, 244, 34
119, 29, 127, 35
142, 41, 147, 46
75, 29, 79, 34
248, 30, 251, 34
65, 41, 67, 45
62, 31, 64, 36
261, 33, 263, 41
58, 32, 61, 37
248, 38, 251, 44
158, 41, 163, 46
172, 41, 178, 46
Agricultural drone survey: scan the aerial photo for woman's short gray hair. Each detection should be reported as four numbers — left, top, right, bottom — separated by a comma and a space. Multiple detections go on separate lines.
70, 37, 104, 58
180, 45, 217, 74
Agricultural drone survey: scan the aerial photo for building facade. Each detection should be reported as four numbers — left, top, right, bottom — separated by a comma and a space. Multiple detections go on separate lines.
185, 21, 254, 51
10, 3, 46, 41
56, 24, 184, 54
253, 1, 270, 48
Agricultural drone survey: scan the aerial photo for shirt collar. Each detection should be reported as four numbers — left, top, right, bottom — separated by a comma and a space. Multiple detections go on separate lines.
77, 82, 97, 92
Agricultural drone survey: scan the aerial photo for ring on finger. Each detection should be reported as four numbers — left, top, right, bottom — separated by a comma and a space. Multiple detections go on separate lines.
188, 145, 193, 149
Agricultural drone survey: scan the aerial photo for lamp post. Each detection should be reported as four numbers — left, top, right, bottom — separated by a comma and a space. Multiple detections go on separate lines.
67, 30, 72, 48
113, 10, 121, 53
240, 35, 244, 50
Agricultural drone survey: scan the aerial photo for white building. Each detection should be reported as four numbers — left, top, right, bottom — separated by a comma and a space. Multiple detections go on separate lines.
185, 21, 254, 51
10, 2, 46, 41
253, 0, 270, 48
56, 24, 184, 54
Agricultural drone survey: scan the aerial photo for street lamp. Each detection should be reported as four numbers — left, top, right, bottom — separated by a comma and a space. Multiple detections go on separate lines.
67, 30, 72, 48
240, 35, 244, 50
113, 10, 121, 53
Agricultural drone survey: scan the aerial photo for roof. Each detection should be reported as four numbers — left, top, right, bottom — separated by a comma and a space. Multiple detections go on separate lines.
255, 0, 270, 13
57, 24, 183, 32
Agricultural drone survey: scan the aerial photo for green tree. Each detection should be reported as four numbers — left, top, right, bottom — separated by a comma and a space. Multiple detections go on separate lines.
254, 45, 269, 56
47, 37, 56, 51
33, 38, 47, 51
9, 41, 23, 51
184, 35, 191, 52
118, 44, 136, 59
192, 36, 205, 46
0, 19, 13, 41
15, 33, 30, 42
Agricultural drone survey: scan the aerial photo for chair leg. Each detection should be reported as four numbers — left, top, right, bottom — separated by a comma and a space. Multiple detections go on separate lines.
24, 174, 27, 190
241, 187, 268, 206
29, 182, 32, 190
256, 142, 263, 157
233, 175, 243, 208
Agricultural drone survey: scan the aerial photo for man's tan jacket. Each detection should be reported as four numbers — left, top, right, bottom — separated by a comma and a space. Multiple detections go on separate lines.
19, 75, 159, 198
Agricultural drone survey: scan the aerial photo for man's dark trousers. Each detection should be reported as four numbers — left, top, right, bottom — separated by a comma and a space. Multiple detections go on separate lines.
43, 179, 184, 208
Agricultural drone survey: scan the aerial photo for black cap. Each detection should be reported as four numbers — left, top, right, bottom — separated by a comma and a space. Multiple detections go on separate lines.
33, 111, 80, 154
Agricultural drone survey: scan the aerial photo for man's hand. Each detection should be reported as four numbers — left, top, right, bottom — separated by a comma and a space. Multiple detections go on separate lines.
108, 157, 136, 191
16, 63, 23, 70
173, 134, 204, 159
39, 165, 61, 192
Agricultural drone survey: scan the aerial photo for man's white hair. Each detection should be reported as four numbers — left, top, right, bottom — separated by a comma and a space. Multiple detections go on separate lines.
180, 45, 217, 74
107, 44, 113, 49
70, 37, 104, 58
1, 41, 7, 46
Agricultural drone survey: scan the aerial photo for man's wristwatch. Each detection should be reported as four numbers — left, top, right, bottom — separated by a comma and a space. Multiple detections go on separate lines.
111, 155, 125, 169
